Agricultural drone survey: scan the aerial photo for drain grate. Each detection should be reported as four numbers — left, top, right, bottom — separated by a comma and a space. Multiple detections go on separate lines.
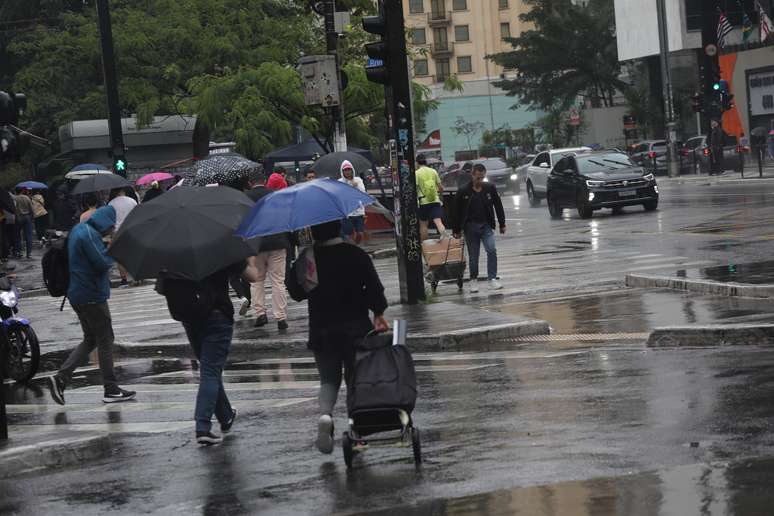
508, 332, 649, 342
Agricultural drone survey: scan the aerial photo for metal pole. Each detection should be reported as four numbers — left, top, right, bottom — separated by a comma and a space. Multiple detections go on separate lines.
325, 0, 347, 153
0, 342, 7, 440
96, 0, 127, 177
656, 0, 679, 178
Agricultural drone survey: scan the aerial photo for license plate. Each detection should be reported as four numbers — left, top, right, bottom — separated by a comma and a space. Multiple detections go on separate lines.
618, 189, 637, 197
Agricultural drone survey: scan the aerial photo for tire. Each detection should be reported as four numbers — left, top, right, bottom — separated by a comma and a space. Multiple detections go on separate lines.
4, 325, 40, 383
527, 182, 541, 207
643, 200, 658, 212
412, 427, 422, 465
547, 195, 562, 219
577, 194, 593, 219
342, 432, 354, 469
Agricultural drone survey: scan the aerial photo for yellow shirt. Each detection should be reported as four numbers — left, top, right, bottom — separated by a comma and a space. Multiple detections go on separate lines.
415, 166, 442, 206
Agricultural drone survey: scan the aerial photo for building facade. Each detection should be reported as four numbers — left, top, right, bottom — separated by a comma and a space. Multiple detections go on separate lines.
404, 0, 540, 163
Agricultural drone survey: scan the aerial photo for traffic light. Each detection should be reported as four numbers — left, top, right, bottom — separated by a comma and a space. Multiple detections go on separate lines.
713, 79, 734, 112
362, 5, 389, 85
111, 142, 128, 176
691, 93, 703, 113
0, 91, 26, 164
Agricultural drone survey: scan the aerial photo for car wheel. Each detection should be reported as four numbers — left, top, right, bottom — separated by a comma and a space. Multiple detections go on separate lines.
577, 193, 593, 219
527, 182, 541, 207
643, 200, 658, 211
547, 194, 562, 219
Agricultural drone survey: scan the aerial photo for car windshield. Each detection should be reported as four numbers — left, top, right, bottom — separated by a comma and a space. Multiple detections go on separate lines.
481, 159, 506, 169
577, 153, 636, 174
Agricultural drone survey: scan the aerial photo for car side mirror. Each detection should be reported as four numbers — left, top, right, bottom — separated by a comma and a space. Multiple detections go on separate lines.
539, 162, 550, 169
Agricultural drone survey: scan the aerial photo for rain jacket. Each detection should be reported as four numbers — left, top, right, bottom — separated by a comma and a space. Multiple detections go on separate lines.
67, 206, 116, 305
338, 160, 366, 217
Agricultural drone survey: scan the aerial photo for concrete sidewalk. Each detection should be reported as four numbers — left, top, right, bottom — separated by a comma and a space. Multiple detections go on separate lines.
0, 430, 111, 479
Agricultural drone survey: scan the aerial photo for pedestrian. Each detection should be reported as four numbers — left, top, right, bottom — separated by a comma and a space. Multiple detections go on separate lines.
767, 131, 774, 161
14, 188, 34, 259
3, 204, 16, 259
267, 167, 289, 190
244, 174, 290, 330
142, 181, 164, 203
52, 189, 75, 231
286, 219, 389, 454
156, 259, 259, 445
48, 205, 136, 405
108, 187, 138, 287
79, 192, 100, 223
31, 189, 48, 242
415, 154, 446, 241
305, 169, 317, 182
338, 160, 367, 243
452, 163, 506, 293
709, 119, 724, 176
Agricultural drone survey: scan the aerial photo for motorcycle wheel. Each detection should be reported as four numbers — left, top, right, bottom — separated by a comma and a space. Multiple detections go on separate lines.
4, 325, 40, 383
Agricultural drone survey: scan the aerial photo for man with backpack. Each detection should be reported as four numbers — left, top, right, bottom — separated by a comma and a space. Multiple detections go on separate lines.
415, 154, 446, 241
48, 205, 136, 405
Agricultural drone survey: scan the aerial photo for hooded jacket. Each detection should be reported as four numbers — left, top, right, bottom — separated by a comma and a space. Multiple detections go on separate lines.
67, 205, 116, 305
338, 160, 366, 217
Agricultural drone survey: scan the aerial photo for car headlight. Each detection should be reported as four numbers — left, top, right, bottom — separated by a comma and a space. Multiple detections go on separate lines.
643, 173, 655, 182
585, 180, 604, 187
510, 174, 518, 181
0, 288, 18, 308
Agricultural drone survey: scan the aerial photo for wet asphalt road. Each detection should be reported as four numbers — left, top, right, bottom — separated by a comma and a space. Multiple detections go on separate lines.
5, 178, 774, 514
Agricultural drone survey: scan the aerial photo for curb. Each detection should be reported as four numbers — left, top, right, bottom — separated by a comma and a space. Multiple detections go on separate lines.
647, 324, 774, 348
0, 432, 112, 479
625, 273, 774, 298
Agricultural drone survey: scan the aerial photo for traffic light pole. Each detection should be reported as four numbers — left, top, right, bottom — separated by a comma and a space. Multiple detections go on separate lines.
324, 0, 348, 153
656, 0, 679, 178
96, 0, 127, 177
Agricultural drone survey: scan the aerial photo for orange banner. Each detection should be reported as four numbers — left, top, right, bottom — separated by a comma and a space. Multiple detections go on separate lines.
719, 53, 744, 140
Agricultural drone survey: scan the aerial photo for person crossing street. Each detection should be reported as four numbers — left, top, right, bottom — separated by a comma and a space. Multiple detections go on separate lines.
415, 154, 446, 241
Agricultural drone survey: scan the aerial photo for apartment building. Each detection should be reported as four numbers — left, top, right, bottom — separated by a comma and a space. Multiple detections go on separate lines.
404, 0, 540, 162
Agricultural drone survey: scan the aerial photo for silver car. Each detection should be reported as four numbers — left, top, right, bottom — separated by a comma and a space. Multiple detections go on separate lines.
526, 147, 591, 206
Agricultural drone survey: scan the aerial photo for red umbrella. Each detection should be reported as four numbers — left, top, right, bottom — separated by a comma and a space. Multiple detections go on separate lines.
137, 171, 174, 186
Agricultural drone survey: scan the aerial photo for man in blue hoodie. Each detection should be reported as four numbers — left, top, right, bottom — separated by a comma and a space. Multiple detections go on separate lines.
48, 205, 136, 404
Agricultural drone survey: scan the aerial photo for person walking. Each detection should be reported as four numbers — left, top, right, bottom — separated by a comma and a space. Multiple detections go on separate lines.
287, 219, 389, 454
14, 188, 34, 259
142, 181, 164, 203
267, 167, 288, 190
108, 187, 138, 287
767, 130, 774, 161
415, 154, 446, 241
338, 160, 367, 243
48, 205, 136, 405
157, 260, 259, 445
452, 163, 506, 293
305, 169, 317, 182
79, 192, 100, 223
31, 190, 48, 242
709, 119, 724, 176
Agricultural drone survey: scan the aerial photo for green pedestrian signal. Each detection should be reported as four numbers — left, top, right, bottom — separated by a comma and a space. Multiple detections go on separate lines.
115, 159, 125, 171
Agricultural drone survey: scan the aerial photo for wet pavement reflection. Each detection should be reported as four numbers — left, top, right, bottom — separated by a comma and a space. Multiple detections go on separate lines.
676, 260, 774, 285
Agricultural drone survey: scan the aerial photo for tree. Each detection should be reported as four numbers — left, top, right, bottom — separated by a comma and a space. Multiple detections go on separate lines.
451, 117, 485, 151
490, 0, 626, 110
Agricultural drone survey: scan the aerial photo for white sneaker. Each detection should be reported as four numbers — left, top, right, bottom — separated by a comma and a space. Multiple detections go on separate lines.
469, 282, 479, 293
488, 279, 503, 291
316, 415, 334, 454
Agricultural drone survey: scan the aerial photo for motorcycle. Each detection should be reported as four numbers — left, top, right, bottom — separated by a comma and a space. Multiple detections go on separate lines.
0, 275, 39, 383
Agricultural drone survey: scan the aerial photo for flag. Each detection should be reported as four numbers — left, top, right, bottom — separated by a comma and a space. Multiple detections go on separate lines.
717, 11, 734, 48
758, 1, 774, 41
742, 11, 753, 42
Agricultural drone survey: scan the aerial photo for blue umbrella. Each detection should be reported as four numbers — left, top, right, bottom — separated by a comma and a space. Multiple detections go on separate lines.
236, 178, 375, 238
16, 181, 47, 190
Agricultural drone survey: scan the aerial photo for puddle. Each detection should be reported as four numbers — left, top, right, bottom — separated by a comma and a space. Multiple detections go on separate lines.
676, 260, 774, 285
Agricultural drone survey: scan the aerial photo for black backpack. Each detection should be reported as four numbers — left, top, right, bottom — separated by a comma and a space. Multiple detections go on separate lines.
155, 273, 215, 323
42, 237, 69, 299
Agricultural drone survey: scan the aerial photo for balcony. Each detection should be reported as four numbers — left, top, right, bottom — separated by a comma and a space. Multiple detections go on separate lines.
430, 42, 454, 58
427, 10, 452, 27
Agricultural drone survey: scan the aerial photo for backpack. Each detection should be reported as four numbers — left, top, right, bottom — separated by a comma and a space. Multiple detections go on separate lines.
42, 237, 69, 298
155, 273, 215, 323
417, 168, 439, 204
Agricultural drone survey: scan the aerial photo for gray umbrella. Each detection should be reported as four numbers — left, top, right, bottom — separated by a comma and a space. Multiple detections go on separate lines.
71, 174, 130, 195
187, 153, 262, 188
311, 151, 372, 179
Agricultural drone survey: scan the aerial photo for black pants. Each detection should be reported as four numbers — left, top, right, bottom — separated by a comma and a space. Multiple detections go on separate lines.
57, 302, 118, 389
229, 276, 251, 300
34, 216, 47, 241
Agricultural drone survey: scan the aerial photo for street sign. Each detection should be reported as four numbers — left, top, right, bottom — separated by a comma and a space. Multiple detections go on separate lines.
367, 58, 384, 68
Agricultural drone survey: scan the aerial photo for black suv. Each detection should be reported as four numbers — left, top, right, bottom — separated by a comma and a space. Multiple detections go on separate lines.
546, 151, 659, 219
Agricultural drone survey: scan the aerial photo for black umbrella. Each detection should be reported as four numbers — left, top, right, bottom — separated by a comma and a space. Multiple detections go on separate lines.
311, 151, 372, 179
186, 153, 262, 188
71, 174, 130, 195
108, 186, 259, 281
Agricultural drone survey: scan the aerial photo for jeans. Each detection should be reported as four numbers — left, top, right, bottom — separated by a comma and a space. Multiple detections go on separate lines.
314, 343, 356, 415
15, 216, 33, 257
183, 312, 234, 433
58, 302, 118, 389
464, 222, 498, 281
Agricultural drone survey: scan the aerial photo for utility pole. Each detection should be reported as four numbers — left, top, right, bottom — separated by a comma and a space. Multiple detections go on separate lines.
323, 0, 348, 153
656, 0, 679, 178
96, 0, 127, 177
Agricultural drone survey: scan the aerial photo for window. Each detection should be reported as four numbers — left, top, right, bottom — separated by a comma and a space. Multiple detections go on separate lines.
414, 59, 429, 76
454, 25, 469, 41
500, 22, 511, 39
409, 0, 424, 14
499, 0, 509, 8
412, 28, 427, 44
436, 58, 451, 81
433, 27, 449, 49
452, 0, 467, 10
457, 56, 472, 73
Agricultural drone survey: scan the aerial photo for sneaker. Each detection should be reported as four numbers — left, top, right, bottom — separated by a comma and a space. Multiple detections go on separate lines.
119, 279, 129, 289
488, 279, 503, 291
196, 431, 223, 446
277, 319, 288, 331
254, 314, 268, 328
352, 440, 369, 452
316, 414, 334, 454
103, 386, 136, 403
221, 408, 237, 433
469, 281, 479, 293
238, 298, 251, 316
48, 375, 66, 405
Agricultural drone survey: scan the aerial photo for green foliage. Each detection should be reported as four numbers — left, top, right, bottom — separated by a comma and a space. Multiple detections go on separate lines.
482, 125, 536, 152
451, 117, 485, 151
622, 63, 663, 140
530, 104, 585, 148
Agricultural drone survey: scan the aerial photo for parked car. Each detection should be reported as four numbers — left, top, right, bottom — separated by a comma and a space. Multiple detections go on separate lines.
525, 147, 591, 206
441, 157, 520, 193
545, 150, 658, 219
629, 140, 668, 174
681, 135, 742, 174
